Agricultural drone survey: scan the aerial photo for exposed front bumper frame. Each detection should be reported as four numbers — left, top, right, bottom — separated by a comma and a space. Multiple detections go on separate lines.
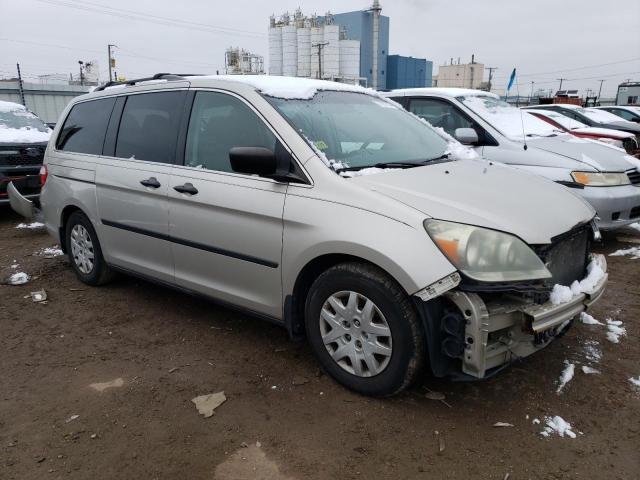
443, 254, 608, 379
7, 181, 36, 218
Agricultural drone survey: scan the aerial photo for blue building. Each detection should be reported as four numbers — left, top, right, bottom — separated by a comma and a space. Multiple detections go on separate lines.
328, 10, 390, 90
386, 55, 432, 89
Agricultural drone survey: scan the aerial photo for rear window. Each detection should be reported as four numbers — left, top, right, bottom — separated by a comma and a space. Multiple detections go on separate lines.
115, 91, 185, 163
56, 98, 116, 154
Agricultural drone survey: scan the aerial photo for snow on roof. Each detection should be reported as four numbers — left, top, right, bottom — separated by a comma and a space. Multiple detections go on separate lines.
0, 100, 27, 113
189, 75, 375, 100
385, 87, 500, 99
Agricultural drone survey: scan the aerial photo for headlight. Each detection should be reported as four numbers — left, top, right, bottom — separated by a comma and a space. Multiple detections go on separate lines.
597, 138, 624, 149
424, 220, 551, 282
571, 171, 630, 186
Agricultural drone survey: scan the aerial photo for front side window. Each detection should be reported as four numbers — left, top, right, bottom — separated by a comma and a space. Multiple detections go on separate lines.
269, 91, 448, 170
409, 98, 476, 137
56, 98, 116, 154
115, 91, 185, 163
184, 91, 276, 173
612, 109, 635, 121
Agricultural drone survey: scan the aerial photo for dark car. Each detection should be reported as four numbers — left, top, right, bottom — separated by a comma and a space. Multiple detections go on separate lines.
523, 104, 640, 139
0, 101, 50, 205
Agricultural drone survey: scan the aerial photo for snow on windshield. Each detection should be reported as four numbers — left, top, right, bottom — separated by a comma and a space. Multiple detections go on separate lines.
460, 95, 561, 140
0, 100, 51, 143
580, 108, 628, 124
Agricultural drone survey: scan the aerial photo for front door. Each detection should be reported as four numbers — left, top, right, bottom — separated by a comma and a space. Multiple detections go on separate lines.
168, 90, 286, 318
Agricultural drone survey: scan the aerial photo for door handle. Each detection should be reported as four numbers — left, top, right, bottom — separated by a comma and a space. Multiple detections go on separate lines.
173, 183, 198, 195
140, 177, 161, 188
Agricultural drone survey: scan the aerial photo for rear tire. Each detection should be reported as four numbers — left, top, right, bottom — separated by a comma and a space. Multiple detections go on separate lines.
65, 211, 114, 286
305, 262, 426, 397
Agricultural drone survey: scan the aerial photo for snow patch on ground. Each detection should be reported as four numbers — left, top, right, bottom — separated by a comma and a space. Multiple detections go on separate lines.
16, 222, 44, 230
37, 246, 64, 257
540, 416, 578, 438
580, 312, 602, 325
581, 366, 600, 375
8, 272, 30, 285
609, 246, 640, 260
583, 340, 602, 363
606, 319, 626, 344
556, 361, 575, 394
628, 223, 640, 233
549, 257, 605, 305
629, 377, 640, 388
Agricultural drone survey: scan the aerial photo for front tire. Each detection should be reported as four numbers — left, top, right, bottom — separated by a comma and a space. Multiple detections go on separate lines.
65, 211, 114, 286
305, 262, 426, 397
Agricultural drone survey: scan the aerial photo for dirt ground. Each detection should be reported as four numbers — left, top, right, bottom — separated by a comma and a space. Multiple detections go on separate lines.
1, 208, 638, 480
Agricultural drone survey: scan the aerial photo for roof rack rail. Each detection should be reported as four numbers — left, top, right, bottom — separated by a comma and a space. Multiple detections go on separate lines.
94, 73, 205, 92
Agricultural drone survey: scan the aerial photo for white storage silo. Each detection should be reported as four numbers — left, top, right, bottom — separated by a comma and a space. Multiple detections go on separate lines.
268, 26, 283, 75
310, 26, 324, 79
281, 25, 298, 77
323, 24, 340, 79
339, 40, 360, 80
296, 27, 311, 77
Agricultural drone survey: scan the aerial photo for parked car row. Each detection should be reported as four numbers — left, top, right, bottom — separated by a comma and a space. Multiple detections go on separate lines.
7, 75, 616, 397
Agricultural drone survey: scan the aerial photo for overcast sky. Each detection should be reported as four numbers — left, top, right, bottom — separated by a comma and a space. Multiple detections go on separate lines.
1, 0, 639, 97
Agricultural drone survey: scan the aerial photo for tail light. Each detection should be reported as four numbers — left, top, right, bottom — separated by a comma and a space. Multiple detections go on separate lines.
39, 165, 48, 186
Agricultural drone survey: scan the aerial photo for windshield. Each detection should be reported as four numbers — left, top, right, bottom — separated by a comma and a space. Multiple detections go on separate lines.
529, 110, 586, 130
0, 105, 49, 132
268, 91, 449, 170
460, 95, 561, 140
579, 107, 628, 124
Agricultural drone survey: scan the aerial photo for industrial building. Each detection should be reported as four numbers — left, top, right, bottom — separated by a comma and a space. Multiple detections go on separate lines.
268, 2, 430, 90
433, 57, 485, 89
224, 47, 264, 75
387, 55, 432, 90
616, 81, 640, 105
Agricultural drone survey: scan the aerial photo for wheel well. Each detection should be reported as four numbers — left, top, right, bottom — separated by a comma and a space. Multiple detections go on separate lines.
58, 205, 83, 253
286, 254, 402, 340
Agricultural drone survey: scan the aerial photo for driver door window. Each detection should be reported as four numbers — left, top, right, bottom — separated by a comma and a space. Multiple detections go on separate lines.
408, 98, 476, 137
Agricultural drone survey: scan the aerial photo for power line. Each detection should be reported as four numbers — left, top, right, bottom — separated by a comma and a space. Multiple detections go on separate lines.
491, 57, 640, 80
32, 0, 266, 38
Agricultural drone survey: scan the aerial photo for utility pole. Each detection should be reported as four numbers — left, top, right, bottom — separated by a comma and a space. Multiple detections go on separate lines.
485, 67, 497, 92
529, 81, 535, 104
312, 42, 328, 79
557, 78, 566, 92
107, 44, 117, 82
597, 79, 605, 101
16, 63, 26, 106
78, 60, 85, 86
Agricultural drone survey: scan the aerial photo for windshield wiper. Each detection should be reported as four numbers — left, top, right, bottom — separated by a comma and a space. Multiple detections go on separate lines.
334, 154, 451, 173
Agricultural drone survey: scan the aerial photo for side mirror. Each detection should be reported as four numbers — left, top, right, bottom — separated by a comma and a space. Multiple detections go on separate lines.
229, 147, 277, 176
229, 145, 306, 183
454, 128, 479, 145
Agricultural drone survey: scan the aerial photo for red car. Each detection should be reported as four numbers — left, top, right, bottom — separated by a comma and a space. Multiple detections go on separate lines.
526, 109, 639, 156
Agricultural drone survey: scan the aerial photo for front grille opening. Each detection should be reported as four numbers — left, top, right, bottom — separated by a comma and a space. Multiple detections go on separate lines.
612, 212, 621, 221
631, 206, 640, 219
627, 170, 640, 185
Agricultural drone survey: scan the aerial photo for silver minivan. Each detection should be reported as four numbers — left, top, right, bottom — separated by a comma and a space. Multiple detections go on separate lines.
9, 74, 607, 396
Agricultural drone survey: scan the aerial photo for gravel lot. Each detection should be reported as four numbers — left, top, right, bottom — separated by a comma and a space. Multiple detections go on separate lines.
1, 208, 639, 480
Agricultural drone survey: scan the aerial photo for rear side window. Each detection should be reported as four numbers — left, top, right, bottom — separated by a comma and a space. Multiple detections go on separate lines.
115, 91, 185, 163
184, 91, 276, 173
56, 98, 116, 154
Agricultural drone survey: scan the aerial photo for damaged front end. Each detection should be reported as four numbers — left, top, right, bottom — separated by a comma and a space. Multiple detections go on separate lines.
415, 224, 607, 380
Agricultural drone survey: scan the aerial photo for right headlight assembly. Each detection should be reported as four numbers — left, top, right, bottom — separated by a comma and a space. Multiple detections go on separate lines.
424, 219, 551, 282
571, 171, 630, 187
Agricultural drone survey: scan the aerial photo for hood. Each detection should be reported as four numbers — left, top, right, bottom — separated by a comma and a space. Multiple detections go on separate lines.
527, 135, 634, 171
348, 159, 594, 245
